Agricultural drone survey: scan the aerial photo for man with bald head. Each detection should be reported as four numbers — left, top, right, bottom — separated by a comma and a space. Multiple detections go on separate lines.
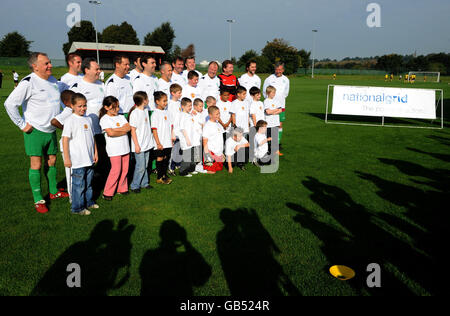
198, 61, 220, 101
157, 61, 173, 97
4, 52, 70, 213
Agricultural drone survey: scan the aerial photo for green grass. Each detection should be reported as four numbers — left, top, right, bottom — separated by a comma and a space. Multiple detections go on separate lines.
0, 68, 449, 296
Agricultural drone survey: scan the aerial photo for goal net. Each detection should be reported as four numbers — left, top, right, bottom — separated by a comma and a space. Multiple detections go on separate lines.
408, 71, 440, 83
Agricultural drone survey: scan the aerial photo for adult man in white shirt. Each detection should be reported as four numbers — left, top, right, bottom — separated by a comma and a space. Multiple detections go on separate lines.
133, 56, 158, 110
239, 60, 261, 104
198, 61, 220, 101
105, 55, 134, 117
171, 56, 186, 86
60, 53, 83, 88
71, 57, 108, 176
181, 56, 202, 83
4, 52, 69, 213
157, 61, 173, 97
262, 62, 290, 149
128, 55, 143, 83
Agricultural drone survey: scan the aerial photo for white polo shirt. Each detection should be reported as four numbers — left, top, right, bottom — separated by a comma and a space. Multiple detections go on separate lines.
198, 74, 220, 101
60, 72, 82, 88
99, 114, 130, 157
61, 114, 95, 169
262, 74, 290, 108
133, 73, 158, 110
157, 78, 172, 97
239, 73, 261, 103
171, 72, 186, 87
4, 72, 66, 133
202, 120, 223, 154
182, 70, 202, 83
249, 100, 265, 127
71, 79, 105, 135
128, 69, 142, 83
105, 73, 134, 114
178, 112, 196, 150
182, 84, 202, 102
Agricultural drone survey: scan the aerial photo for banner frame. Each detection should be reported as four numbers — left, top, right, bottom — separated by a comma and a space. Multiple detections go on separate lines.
325, 85, 444, 130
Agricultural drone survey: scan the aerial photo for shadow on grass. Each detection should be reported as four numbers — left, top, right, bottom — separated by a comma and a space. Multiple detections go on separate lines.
286, 176, 436, 296
139, 220, 212, 296
426, 135, 450, 146
216, 208, 301, 296
31, 219, 135, 296
406, 147, 450, 163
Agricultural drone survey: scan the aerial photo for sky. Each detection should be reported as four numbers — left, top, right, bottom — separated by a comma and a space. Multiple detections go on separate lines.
0, 0, 449, 62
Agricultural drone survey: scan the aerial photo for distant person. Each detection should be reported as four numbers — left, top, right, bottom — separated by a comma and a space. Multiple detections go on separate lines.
390, 74, 394, 82
399, 74, 402, 81
60, 53, 83, 88
133, 55, 158, 110
105, 55, 134, 118
198, 61, 220, 101
181, 56, 202, 83
404, 74, 409, 83
385, 74, 389, 82
171, 56, 186, 87
218, 60, 240, 101
157, 62, 173, 97
4, 52, 69, 213
128, 55, 144, 83
0, 69, 3, 88
13, 70, 19, 88
333, 73, 337, 80
239, 60, 261, 105
262, 62, 289, 150
99, 70, 105, 82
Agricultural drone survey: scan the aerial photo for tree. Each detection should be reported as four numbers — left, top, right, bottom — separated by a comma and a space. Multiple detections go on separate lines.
181, 44, 195, 59
62, 20, 97, 56
0, 31, 32, 57
237, 50, 258, 68
261, 38, 303, 75
375, 54, 404, 74
144, 22, 175, 57
102, 22, 139, 45
254, 55, 272, 74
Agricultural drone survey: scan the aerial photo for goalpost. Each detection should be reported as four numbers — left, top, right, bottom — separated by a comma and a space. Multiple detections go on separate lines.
408, 71, 440, 83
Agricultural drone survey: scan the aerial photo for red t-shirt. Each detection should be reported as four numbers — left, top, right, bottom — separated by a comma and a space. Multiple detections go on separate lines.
218, 73, 240, 101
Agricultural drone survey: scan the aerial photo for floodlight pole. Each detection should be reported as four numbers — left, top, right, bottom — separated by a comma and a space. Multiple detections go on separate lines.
311, 29, 318, 79
89, 0, 101, 66
226, 19, 235, 60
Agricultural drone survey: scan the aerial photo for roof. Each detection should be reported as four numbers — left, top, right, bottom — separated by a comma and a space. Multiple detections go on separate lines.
68, 42, 165, 54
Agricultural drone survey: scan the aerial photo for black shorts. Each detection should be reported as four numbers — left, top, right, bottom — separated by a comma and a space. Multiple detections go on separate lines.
154, 147, 172, 158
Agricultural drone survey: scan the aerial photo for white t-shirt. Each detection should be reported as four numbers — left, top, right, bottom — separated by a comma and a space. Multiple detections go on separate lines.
182, 84, 202, 102
239, 73, 261, 103
254, 132, 269, 159
202, 120, 224, 155
151, 108, 173, 149
230, 99, 250, 133
129, 107, 154, 152
133, 73, 158, 110
156, 78, 172, 97
225, 136, 248, 157
216, 99, 231, 133
171, 72, 186, 87
178, 112, 196, 150
198, 74, 220, 101
192, 111, 204, 146
4, 72, 66, 133
262, 74, 290, 108
264, 98, 281, 128
128, 69, 142, 83
167, 99, 182, 137
13, 72, 19, 81
105, 73, 134, 114
54, 106, 75, 152
71, 79, 105, 135
61, 114, 95, 169
99, 114, 130, 157
99, 71, 105, 81
60, 73, 82, 88
249, 100, 265, 127
181, 70, 202, 83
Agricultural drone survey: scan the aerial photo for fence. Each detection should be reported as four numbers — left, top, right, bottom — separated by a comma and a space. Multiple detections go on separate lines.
297, 68, 387, 75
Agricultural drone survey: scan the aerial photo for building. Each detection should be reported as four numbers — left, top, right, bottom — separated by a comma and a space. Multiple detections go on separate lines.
68, 42, 165, 70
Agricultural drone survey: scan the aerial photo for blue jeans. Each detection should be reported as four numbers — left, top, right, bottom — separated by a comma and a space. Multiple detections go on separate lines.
71, 166, 95, 213
131, 150, 150, 189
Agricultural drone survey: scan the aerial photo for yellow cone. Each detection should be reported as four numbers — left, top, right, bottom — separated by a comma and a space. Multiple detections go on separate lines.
329, 265, 355, 281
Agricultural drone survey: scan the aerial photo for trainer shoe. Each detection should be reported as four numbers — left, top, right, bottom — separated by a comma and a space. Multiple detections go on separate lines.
88, 204, 99, 209
102, 195, 113, 201
156, 178, 166, 184
50, 191, 70, 200
117, 191, 129, 196
143, 185, 154, 190
168, 169, 177, 177
190, 171, 199, 175
75, 209, 91, 216
182, 174, 193, 177
34, 200, 48, 214
131, 188, 141, 194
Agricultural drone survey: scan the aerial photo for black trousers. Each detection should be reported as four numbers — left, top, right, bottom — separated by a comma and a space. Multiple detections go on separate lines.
180, 147, 197, 176
154, 148, 172, 179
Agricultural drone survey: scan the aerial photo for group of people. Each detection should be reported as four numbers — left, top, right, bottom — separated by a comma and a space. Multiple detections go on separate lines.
4, 52, 290, 216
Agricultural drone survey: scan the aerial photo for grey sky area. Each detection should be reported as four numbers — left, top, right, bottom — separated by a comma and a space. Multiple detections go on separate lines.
0, 0, 449, 61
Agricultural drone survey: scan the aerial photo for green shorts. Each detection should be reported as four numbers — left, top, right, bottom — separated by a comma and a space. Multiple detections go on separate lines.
23, 129, 58, 157
280, 111, 286, 122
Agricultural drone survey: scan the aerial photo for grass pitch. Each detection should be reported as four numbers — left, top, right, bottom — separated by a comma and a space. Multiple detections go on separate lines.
0, 68, 449, 296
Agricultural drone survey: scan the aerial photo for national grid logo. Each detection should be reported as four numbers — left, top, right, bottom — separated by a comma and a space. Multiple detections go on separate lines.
343, 92, 409, 105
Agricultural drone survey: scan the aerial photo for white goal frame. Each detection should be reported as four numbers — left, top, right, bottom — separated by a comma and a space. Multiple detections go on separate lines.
325, 85, 444, 130
408, 71, 440, 83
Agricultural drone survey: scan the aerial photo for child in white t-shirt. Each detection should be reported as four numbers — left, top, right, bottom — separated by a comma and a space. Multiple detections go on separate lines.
178, 98, 199, 177
253, 120, 272, 166
167, 83, 183, 175
99, 96, 131, 200
129, 91, 155, 193
202, 106, 225, 174
216, 89, 233, 144
264, 86, 283, 156
230, 86, 250, 163
62, 93, 98, 215
151, 91, 176, 184
225, 127, 250, 173
249, 87, 265, 128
